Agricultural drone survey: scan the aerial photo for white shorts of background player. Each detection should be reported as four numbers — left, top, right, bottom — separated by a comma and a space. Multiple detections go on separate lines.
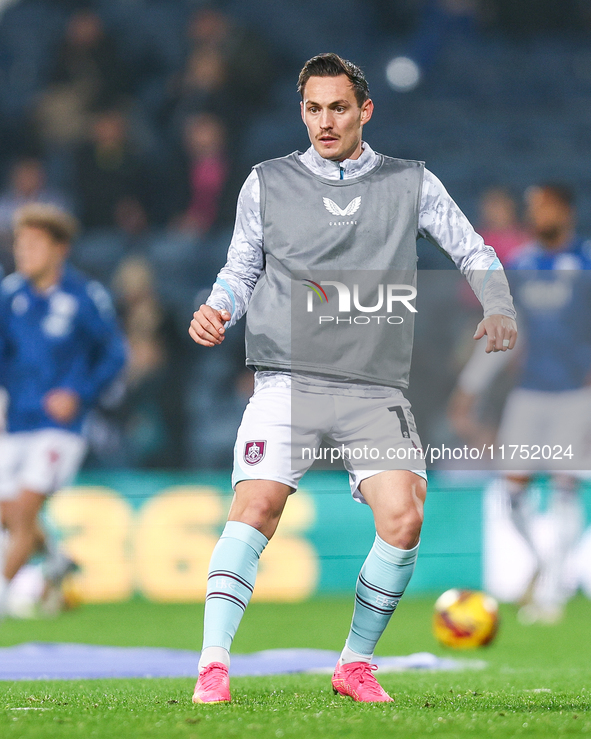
0, 429, 87, 501
496, 386, 591, 475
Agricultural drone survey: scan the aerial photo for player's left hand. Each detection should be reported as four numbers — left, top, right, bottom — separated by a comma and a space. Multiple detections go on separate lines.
473, 314, 517, 353
43, 389, 80, 424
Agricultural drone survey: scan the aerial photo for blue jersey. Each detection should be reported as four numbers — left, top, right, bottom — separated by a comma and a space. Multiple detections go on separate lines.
507, 237, 591, 392
0, 264, 127, 433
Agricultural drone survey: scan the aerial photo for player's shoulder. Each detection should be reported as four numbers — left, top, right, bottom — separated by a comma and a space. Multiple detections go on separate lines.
61, 264, 96, 302
63, 265, 116, 318
379, 153, 425, 171
253, 151, 300, 173
0, 272, 26, 296
61, 263, 89, 291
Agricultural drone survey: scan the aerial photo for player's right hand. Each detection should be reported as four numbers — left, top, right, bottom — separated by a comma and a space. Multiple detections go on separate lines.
43, 388, 80, 424
189, 305, 231, 347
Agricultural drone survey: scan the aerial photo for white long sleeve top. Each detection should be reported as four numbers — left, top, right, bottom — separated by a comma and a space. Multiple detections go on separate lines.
206, 143, 515, 329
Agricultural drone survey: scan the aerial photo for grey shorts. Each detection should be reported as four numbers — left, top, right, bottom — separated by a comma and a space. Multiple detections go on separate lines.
232, 374, 426, 504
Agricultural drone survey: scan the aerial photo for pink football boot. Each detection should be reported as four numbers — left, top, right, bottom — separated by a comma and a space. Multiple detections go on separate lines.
192, 662, 231, 704
332, 661, 394, 703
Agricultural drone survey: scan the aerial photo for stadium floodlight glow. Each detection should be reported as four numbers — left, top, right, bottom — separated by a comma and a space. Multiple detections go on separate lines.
386, 56, 421, 92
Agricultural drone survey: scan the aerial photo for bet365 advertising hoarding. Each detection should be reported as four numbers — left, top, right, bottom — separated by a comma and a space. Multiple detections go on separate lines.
44, 471, 591, 603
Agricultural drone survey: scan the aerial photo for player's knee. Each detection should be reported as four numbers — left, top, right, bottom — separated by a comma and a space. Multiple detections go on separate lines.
381, 505, 423, 549
231, 481, 290, 538
400, 507, 424, 547
237, 496, 284, 537
10, 515, 30, 534
0, 504, 11, 529
11, 503, 39, 531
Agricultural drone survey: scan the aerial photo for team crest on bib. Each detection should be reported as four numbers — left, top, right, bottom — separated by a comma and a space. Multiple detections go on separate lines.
244, 440, 266, 465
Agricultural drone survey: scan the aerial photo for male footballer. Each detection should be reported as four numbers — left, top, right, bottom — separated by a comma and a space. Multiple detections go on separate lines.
0, 204, 126, 617
189, 53, 517, 703
450, 184, 591, 623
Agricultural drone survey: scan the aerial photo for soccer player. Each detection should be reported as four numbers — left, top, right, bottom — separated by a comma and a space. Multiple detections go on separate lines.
450, 183, 591, 623
0, 204, 127, 617
189, 53, 517, 703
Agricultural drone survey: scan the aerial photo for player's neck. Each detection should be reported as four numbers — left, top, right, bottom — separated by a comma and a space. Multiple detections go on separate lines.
336, 139, 364, 162
31, 265, 63, 293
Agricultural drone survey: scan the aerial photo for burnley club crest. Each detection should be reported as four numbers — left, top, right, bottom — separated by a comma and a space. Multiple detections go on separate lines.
244, 440, 266, 465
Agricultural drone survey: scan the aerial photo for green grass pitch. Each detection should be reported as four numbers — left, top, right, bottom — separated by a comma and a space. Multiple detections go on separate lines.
1, 595, 590, 738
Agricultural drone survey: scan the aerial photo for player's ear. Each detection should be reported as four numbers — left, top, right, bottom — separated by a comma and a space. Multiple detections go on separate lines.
300, 100, 305, 123
360, 99, 374, 125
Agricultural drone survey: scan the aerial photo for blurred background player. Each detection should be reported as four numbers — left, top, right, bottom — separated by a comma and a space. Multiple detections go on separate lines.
0, 204, 127, 618
476, 187, 529, 266
449, 183, 591, 623
0, 158, 72, 272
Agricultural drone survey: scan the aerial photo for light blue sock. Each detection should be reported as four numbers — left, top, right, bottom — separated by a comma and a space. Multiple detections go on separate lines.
344, 535, 419, 661
202, 521, 268, 656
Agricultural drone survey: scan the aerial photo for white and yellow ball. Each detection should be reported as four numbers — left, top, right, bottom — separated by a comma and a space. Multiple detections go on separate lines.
433, 589, 499, 649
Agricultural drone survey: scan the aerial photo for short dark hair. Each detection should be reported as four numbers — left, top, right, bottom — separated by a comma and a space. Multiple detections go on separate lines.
537, 183, 575, 208
297, 53, 370, 107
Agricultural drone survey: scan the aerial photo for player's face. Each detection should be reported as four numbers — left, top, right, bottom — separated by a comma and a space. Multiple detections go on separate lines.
526, 189, 573, 243
14, 226, 67, 285
301, 75, 373, 162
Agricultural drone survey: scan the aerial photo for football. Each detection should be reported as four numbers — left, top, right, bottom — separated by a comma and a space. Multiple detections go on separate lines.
433, 589, 499, 649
